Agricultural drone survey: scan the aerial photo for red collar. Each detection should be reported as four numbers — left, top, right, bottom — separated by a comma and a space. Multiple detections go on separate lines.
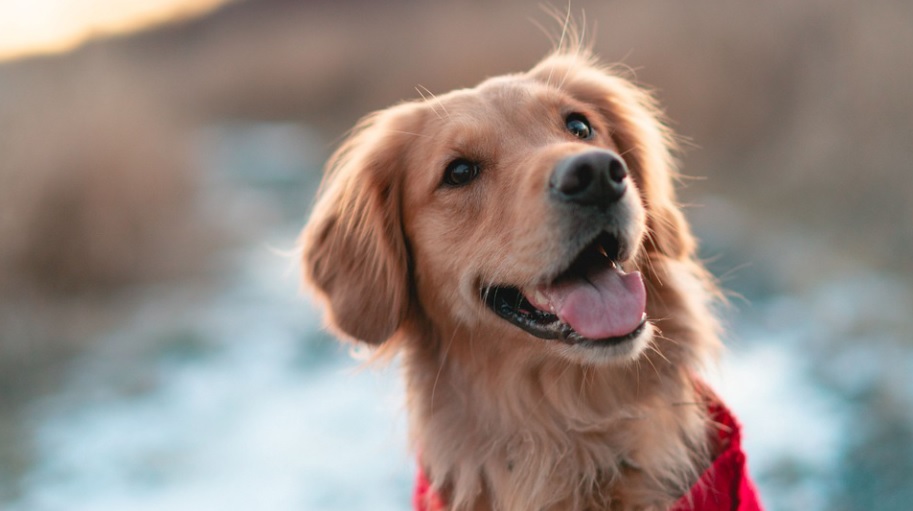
413, 397, 763, 511
668, 397, 764, 511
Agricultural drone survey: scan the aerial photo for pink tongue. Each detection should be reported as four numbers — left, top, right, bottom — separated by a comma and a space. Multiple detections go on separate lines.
526, 266, 646, 340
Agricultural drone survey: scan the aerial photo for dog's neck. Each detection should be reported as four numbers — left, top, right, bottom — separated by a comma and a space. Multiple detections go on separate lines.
400, 259, 719, 510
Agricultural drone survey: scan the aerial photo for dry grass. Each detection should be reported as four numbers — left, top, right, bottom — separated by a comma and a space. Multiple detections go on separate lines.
0, 89, 206, 294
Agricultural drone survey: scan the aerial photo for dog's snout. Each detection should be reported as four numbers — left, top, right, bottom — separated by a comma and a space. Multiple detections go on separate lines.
550, 150, 628, 207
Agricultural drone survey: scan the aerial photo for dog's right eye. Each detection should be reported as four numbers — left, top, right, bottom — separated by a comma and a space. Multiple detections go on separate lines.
565, 113, 593, 139
443, 159, 481, 187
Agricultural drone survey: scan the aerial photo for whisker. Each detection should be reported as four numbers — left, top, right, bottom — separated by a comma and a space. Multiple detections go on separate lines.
416, 84, 451, 120
536, 2, 575, 87
647, 343, 672, 366
584, 363, 596, 389
556, 10, 586, 91
415, 85, 445, 121
652, 331, 684, 348
431, 328, 458, 414
557, 2, 572, 52
386, 129, 434, 139
638, 242, 662, 286
617, 145, 639, 159
641, 346, 662, 379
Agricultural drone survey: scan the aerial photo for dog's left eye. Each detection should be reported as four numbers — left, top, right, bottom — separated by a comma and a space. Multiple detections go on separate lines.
565, 113, 593, 139
443, 159, 481, 187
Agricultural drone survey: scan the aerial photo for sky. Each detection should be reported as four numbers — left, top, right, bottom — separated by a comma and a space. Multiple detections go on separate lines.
0, 0, 230, 61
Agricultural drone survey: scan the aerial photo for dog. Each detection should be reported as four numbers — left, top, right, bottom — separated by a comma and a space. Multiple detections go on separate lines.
300, 46, 762, 510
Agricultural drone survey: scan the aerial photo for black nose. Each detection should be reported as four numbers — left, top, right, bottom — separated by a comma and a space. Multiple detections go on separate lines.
550, 150, 628, 207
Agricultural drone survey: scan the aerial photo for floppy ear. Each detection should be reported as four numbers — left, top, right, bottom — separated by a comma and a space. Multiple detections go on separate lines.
529, 53, 695, 260
300, 109, 412, 345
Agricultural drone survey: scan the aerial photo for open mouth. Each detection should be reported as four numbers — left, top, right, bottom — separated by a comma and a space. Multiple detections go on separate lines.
481, 231, 647, 346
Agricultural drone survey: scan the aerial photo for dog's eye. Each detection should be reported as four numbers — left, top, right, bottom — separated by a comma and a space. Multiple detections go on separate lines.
443, 159, 481, 187
565, 113, 593, 139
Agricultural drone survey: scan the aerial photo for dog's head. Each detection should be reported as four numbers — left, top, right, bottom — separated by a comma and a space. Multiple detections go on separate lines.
301, 52, 698, 365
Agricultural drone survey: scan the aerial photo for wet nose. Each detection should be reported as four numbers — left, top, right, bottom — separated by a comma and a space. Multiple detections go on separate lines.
549, 150, 628, 207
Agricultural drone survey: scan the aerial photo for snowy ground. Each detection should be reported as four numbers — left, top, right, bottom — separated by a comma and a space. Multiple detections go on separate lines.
3, 123, 910, 511
7, 241, 412, 511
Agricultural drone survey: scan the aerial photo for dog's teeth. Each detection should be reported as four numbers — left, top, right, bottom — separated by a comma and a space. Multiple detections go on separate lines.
531, 289, 551, 310
597, 245, 608, 258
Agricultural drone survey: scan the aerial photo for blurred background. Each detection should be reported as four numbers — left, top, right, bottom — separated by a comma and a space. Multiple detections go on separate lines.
0, 0, 911, 510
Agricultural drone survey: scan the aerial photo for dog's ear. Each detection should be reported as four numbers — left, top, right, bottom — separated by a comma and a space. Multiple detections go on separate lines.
300, 109, 413, 345
529, 54, 695, 259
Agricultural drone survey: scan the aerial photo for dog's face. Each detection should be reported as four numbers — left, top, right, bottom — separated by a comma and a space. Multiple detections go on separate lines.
302, 54, 694, 366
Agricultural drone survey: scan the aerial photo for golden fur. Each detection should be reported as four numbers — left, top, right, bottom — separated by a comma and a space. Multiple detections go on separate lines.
300, 49, 722, 510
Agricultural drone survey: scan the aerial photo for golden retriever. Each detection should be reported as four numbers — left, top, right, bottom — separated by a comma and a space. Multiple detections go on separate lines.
300, 47, 727, 510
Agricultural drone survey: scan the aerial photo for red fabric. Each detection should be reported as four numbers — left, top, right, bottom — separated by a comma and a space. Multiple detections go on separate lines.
413, 467, 444, 511
668, 398, 764, 511
413, 398, 763, 511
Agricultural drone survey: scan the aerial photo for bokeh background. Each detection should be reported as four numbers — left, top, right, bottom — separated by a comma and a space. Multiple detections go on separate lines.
1, 1, 911, 510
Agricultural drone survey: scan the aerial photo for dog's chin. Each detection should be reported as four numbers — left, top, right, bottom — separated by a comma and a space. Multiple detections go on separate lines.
479, 230, 652, 365
550, 322, 653, 365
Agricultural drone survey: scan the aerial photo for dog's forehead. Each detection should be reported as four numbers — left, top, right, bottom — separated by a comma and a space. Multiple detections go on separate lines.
438, 77, 568, 123
406, 78, 583, 153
